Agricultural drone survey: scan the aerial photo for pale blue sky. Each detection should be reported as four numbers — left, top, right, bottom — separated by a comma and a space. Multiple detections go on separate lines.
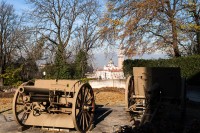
5, 0, 29, 13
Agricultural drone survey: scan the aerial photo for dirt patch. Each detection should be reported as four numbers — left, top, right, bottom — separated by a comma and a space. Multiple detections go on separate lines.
0, 92, 14, 98
0, 92, 14, 114
93, 87, 125, 106
0, 98, 13, 114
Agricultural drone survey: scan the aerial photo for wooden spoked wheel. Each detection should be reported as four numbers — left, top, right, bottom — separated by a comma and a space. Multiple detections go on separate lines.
72, 83, 95, 132
13, 87, 29, 126
125, 76, 135, 110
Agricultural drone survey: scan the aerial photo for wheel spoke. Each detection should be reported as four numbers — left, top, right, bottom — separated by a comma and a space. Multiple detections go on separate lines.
86, 111, 92, 120
21, 112, 27, 121
81, 88, 84, 104
16, 102, 24, 105
85, 112, 91, 126
84, 88, 89, 102
85, 89, 91, 103
76, 109, 82, 118
16, 109, 24, 115
77, 96, 81, 107
84, 112, 89, 128
83, 87, 86, 101
86, 95, 93, 104
79, 112, 83, 128
82, 112, 85, 130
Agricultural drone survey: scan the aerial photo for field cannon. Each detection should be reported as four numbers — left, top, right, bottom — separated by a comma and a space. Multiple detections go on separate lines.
13, 79, 95, 132
125, 67, 184, 125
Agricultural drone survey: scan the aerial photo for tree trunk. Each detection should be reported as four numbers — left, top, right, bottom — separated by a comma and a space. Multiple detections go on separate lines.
196, 31, 200, 54
0, 42, 3, 86
171, 19, 181, 57
0, 78, 3, 86
0, 51, 3, 86
0, 55, 5, 86
55, 44, 66, 79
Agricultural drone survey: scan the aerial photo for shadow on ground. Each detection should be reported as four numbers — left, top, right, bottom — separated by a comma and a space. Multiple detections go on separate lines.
93, 105, 113, 128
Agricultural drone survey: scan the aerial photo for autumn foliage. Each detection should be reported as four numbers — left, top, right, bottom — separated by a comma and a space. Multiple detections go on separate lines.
100, 0, 200, 57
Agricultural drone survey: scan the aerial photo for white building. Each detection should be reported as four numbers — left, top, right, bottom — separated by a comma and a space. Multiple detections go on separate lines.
95, 45, 125, 79
118, 44, 125, 70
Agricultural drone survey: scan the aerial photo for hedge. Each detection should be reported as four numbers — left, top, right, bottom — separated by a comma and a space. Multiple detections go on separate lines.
123, 55, 200, 85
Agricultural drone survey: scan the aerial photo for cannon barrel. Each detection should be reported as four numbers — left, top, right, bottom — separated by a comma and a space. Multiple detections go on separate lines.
30, 95, 49, 102
19, 86, 50, 94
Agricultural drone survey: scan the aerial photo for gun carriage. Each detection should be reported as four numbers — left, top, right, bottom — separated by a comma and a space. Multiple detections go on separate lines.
13, 79, 95, 132
125, 67, 183, 125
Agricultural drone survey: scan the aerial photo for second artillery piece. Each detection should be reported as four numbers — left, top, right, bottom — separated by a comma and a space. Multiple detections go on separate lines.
13, 79, 95, 132
125, 67, 185, 126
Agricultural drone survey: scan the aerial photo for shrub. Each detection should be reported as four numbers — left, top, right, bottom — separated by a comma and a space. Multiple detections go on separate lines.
123, 55, 200, 85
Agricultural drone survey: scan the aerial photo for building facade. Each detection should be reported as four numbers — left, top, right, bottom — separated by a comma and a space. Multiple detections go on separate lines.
95, 45, 125, 80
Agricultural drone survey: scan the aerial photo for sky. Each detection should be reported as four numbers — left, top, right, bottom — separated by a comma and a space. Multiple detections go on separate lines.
93, 51, 167, 69
6, 0, 28, 13
3, 0, 167, 68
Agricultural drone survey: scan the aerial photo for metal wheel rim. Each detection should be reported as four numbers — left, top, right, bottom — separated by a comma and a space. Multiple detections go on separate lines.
72, 83, 95, 132
13, 87, 29, 126
125, 76, 135, 109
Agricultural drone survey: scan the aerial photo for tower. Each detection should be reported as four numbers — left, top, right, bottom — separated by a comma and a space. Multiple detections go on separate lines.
118, 44, 125, 70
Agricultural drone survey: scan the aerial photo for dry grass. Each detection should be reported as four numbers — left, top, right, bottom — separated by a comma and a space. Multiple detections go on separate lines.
93, 87, 125, 106
0, 98, 13, 114
0, 92, 14, 114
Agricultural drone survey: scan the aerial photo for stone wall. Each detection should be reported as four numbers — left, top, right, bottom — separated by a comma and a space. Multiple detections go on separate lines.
89, 79, 126, 89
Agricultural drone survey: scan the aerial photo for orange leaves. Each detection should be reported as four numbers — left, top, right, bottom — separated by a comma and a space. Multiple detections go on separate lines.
99, 14, 122, 27
99, 11, 123, 40
111, 19, 122, 26
126, 47, 137, 57
180, 24, 200, 31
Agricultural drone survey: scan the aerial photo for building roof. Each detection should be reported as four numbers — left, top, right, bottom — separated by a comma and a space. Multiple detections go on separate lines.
96, 69, 123, 72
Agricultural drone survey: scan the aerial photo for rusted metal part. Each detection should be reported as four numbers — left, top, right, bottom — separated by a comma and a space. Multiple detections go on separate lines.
13, 79, 95, 132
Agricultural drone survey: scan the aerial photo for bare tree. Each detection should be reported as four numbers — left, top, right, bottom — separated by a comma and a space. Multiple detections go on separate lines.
0, 1, 23, 85
27, 0, 102, 78
74, 0, 101, 52
72, 0, 102, 77
28, 0, 87, 61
